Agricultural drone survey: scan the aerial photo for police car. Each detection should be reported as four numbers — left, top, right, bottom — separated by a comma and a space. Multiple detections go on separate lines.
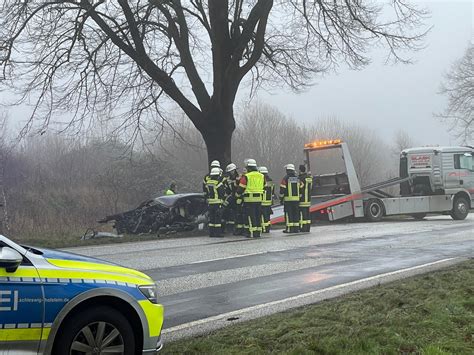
0, 234, 164, 354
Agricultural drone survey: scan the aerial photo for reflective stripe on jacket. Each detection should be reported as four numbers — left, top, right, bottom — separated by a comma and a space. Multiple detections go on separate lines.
299, 173, 313, 207
204, 178, 224, 204
242, 171, 264, 203
262, 177, 274, 206
280, 174, 301, 202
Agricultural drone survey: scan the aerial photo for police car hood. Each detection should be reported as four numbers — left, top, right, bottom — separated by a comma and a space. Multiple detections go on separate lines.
31, 247, 153, 284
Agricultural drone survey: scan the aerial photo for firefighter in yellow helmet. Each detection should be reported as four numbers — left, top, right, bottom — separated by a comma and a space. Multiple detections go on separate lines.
280, 164, 303, 233
203, 167, 225, 237
259, 166, 274, 233
298, 164, 313, 232
236, 159, 264, 238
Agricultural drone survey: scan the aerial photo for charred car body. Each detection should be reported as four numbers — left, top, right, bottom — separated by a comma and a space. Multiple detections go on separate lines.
99, 193, 208, 235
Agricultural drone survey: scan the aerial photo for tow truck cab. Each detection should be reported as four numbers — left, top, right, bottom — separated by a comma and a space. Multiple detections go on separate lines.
400, 146, 474, 198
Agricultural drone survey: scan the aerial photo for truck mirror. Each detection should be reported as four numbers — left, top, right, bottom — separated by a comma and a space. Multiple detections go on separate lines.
0, 247, 23, 273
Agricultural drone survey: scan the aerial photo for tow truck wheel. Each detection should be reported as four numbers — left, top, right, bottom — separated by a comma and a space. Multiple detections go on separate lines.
54, 305, 135, 355
450, 196, 469, 220
365, 199, 384, 222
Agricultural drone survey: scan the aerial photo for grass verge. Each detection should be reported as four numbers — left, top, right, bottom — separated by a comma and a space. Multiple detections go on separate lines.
162, 260, 474, 355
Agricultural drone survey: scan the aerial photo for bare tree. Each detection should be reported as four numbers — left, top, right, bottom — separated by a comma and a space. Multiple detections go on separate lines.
438, 42, 474, 143
233, 102, 305, 175
234, 103, 391, 186
0, 112, 12, 233
393, 129, 414, 154
0, 1, 428, 164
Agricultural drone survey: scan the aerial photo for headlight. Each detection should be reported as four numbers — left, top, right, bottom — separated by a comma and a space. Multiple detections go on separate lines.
138, 284, 159, 304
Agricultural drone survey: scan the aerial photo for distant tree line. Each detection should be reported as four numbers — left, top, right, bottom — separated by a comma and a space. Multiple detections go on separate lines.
0, 102, 408, 241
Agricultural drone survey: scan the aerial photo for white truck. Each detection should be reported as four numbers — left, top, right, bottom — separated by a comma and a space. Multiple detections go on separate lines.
271, 141, 473, 224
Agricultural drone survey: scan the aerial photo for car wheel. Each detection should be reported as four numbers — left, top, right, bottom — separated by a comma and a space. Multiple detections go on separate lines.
365, 199, 384, 222
410, 213, 427, 220
53, 306, 135, 355
450, 196, 469, 220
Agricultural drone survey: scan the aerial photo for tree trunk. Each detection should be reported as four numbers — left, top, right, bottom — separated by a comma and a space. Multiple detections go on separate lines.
199, 109, 235, 167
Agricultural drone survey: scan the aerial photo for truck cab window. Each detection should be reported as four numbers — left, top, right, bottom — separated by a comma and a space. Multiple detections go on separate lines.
454, 154, 474, 171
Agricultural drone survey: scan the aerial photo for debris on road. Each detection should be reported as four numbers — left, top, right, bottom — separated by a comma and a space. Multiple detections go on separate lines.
81, 229, 123, 240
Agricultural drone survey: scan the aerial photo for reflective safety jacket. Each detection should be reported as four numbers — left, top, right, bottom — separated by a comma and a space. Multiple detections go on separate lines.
299, 172, 313, 207
238, 170, 265, 203
280, 173, 302, 202
165, 189, 175, 195
223, 173, 240, 205
203, 176, 225, 205
262, 176, 275, 207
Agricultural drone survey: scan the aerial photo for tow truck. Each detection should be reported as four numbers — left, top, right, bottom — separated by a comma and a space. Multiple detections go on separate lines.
271, 140, 473, 224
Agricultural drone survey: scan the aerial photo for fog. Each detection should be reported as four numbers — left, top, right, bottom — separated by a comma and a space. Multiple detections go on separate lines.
253, 1, 473, 145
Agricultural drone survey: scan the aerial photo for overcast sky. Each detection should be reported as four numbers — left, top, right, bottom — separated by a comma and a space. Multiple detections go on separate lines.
2, 1, 472, 147
253, 1, 473, 146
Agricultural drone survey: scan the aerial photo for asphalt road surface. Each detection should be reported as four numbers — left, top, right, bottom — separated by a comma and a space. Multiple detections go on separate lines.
68, 215, 473, 340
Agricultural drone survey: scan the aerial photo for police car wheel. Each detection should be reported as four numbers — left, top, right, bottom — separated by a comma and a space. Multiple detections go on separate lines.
54, 306, 135, 355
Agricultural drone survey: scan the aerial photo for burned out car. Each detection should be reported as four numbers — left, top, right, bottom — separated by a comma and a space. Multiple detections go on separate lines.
99, 193, 208, 235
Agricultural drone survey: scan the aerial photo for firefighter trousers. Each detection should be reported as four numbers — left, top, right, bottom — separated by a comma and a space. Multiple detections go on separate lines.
222, 203, 236, 233
261, 205, 272, 233
244, 201, 262, 238
284, 201, 300, 233
299, 206, 311, 232
235, 203, 244, 235
208, 204, 223, 237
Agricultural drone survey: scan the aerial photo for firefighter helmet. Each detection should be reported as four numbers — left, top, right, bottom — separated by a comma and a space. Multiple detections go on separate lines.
285, 163, 295, 171
246, 159, 257, 167
226, 163, 237, 172
258, 166, 268, 174
210, 167, 221, 175
210, 160, 221, 168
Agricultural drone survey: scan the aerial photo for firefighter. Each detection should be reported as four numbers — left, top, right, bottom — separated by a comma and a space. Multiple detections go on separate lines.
222, 163, 239, 233
203, 160, 221, 185
237, 159, 264, 238
298, 164, 313, 232
234, 159, 249, 235
280, 164, 302, 233
203, 167, 225, 237
259, 166, 274, 233
165, 182, 176, 195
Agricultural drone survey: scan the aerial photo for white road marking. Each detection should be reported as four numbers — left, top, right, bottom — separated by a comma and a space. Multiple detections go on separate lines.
162, 257, 457, 334
188, 249, 289, 264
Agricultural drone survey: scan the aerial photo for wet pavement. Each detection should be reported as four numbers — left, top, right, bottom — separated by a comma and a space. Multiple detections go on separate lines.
68, 214, 473, 336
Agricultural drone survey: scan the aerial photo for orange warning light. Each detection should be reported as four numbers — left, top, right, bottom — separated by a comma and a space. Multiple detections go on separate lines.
304, 139, 342, 149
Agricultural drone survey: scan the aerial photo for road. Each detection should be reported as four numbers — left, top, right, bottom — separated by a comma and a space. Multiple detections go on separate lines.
67, 215, 473, 340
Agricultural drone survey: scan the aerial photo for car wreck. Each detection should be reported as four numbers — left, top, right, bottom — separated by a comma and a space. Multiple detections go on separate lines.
98, 193, 208, 235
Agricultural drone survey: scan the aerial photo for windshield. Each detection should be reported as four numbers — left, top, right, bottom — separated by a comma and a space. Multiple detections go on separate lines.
307, 147, 346, 175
